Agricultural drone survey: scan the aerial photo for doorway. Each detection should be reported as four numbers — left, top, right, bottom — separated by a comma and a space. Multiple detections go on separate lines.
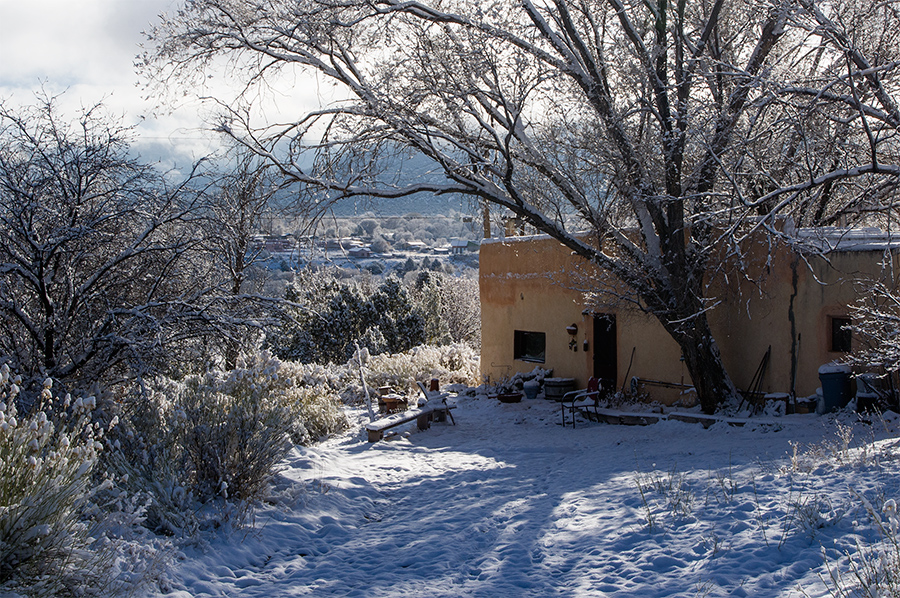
593, 314, 617, 395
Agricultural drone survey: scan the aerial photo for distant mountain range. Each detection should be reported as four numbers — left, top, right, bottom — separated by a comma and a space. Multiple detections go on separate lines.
141, 140, 483, 218
295, 146, 482, 217
327, 192, 476, 217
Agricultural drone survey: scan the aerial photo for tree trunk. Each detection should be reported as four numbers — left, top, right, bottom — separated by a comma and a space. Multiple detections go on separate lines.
44, 328, 55, 371
224, 342, 239, 371
661, 311, 739, 414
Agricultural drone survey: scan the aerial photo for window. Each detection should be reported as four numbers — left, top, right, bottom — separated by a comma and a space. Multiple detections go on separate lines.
514, 330, 546, 363
831, 316, 852, 353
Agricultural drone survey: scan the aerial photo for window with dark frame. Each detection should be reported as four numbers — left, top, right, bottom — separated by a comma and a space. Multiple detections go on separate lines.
831, 316, 852, 353
514, 330, 546, 363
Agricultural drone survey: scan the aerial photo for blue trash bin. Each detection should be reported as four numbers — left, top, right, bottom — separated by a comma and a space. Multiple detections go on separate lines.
817, 364, 852, 414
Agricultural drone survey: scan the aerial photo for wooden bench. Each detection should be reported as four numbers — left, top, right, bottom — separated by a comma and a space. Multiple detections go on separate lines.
366, 400, 457, 442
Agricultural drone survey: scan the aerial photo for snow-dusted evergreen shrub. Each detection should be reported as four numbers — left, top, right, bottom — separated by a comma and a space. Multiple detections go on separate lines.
410, 271, 450, 345
0, 367, 108, 596
368, 277, 426, 354
272, 272, 425, 364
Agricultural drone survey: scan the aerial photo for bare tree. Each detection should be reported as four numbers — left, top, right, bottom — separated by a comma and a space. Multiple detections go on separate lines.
848, 279, 900, 371
0, 96, 273, 389
146, 0, 900, 412
203, 150, 280, 368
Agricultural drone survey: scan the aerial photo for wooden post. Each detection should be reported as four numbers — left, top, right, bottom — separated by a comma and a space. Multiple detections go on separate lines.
354, 342, 375, 421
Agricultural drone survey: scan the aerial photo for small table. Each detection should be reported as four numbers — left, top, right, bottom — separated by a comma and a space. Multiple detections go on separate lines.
381, 393, 406, 413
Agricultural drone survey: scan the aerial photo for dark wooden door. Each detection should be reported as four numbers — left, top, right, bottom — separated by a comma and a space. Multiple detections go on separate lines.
593, 314, 617, 395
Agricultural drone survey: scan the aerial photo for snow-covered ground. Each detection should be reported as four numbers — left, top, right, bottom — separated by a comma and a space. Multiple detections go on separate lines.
152, 393, 900, 597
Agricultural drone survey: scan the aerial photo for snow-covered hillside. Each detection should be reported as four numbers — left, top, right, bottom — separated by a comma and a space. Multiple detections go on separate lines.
154, 393, 900, 597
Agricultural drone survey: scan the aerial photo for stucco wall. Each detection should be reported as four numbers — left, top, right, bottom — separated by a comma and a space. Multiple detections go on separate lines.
480, 233, 898, 403
479, 236, 593, 385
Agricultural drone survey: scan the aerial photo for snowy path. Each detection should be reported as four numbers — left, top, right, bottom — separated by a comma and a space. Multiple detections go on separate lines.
157, 395, 900, 597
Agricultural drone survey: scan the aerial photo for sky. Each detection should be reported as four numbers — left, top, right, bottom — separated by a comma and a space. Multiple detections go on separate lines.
0, 0, 296, 167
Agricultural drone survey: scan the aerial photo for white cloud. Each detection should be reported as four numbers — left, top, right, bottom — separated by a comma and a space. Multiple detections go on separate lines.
0, 0, 171, 88
0, 0, 223, 163
0, 0, 336, 166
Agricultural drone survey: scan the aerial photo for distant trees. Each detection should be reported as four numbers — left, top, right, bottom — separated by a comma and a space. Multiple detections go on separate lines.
319, 213, 476, 247
369, 235, 392, 254
359, 218, 379, 237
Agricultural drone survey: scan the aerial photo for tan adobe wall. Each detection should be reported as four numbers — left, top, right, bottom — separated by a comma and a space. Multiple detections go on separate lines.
479, 236, 594, 385
480, 234, 899, 403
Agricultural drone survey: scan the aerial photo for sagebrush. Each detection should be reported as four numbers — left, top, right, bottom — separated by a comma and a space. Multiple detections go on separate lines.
108, 352, 347, 525
0, 367, 109, 596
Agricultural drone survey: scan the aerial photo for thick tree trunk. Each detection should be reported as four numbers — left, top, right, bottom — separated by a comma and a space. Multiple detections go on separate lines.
661, 311, 739, 414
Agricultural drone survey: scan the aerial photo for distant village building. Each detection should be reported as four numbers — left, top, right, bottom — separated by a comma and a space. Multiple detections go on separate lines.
400, 240, 429, 253
450, 239, 471, 255
480, 226, 900, 405
324, 238, 364, 251
251, 234, 297, 253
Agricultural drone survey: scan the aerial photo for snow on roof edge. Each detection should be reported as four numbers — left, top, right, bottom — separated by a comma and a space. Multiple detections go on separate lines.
796, 226, 900, 252
481, 226, 900, 252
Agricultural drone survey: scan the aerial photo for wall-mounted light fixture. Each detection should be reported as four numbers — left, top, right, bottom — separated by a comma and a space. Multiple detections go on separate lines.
566, 324, 579, 351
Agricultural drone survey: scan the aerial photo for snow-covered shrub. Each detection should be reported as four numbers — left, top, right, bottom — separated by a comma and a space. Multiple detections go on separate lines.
172, 354, 327, 502
259, 358, 349, 445
0, 367, 108, 595
287, 361, 356, 395
101, 383, 196, 536
104, 353, 348, 532
288, 385, 348, 445
359, 343, 480, 397
115, 353, 348, 511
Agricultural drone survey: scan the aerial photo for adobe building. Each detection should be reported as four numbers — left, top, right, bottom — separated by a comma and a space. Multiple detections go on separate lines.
479, 227, 900, 405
